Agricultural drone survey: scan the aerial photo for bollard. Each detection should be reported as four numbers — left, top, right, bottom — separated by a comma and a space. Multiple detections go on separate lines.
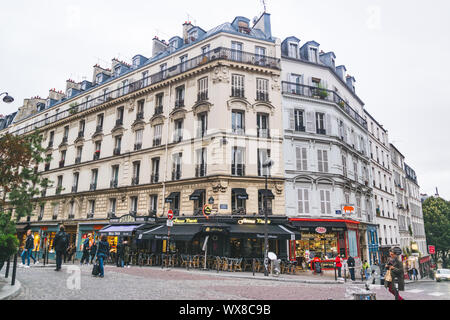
11, 253, 18, 286
252, 259, 255, 276
5, 256, 11, 278
335, 266, 337, 281
344, 268, 347, 283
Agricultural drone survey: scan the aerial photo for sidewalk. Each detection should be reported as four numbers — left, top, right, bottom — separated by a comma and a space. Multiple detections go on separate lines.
0, 276, 21, 300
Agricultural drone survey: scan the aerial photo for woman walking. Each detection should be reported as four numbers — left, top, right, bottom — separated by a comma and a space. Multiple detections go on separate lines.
95, 235, 110, 278
385, 247, 405, 300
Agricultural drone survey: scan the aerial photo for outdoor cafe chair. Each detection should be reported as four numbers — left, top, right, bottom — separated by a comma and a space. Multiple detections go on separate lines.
233, 258, 243, 272
180, 255, 189, 268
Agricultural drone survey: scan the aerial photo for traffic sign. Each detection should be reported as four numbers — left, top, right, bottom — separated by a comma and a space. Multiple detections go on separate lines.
166, 220, 173, 227
168, 210, 173, 220
428, 245, 435, 254
202, 204, 211, 219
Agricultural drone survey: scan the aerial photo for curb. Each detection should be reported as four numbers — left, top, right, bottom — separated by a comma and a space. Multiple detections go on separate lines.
0, 278, 22, 300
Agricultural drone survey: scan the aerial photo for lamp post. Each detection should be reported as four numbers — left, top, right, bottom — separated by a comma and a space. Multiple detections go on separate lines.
262, 158, 274, 276
0, 92, 14, 103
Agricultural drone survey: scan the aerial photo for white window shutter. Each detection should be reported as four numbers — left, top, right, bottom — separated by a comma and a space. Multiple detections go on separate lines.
326, 114, 332, 135
317, 150, 323, 172
302, 148, 308, 171
320, 190, 325, 214
289, 109, 295, 130
296, 147, 302, 170
304, 189, 309, 213
323, 150, 329, 172
306, 111, 315, 133
298, 189, 303, 214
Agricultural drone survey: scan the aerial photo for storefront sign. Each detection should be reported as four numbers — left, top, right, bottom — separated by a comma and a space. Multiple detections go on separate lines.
220, 204, 228, 210
301, 233, 336, 239
256, 234, 277, 239
173, 218, 198, 224
203, 227, 227, 233
237, 218, 271, 225
118, 214, 136, 223
40, 227, 48, 231
428, 245, 435, 254
315, 227, 327, 234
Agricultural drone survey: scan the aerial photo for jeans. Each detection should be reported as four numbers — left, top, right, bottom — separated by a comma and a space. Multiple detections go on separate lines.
349, 268, 355, 281
337, 267, 342, 277
21, 249, 32, 266
98, 255, 105, 276
80, 251, 90, 264
365, 269, 370, 280
56, 250, 64, 270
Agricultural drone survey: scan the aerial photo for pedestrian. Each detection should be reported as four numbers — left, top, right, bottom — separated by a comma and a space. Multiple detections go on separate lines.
413, 267, 418, 281
80, 236, 91, 265
407, 264, 413, 280
117, 240, 124, 267
95, 235, 110, 278
335, 254, 342, 278
53, 226, 69, 271
371, 260, 380, 285
347, 255, 356, 281
123, 240, 130, 268
363, 260, 371, 280
90, 240, 97, 264
384, 247, 405, 300
66, 244, 75, 262
21, 230, 35, 268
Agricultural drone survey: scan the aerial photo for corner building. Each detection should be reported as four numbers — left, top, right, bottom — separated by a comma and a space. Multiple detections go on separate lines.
7, 13, 292, 259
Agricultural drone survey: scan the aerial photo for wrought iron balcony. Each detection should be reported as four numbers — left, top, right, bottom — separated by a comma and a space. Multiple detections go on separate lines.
131, 177, 139, 186
232, 208, 246, 215
151, 174, 159, 183
231, 88, 245, 98
89, 183, 97, 191
195, 164, 207, 177
172, 170, 181, 181
136, 112, 144, 120
95, 125, 103, 134
281, 81, 368, 129
115, 118, 123, 127
174, 100, 185, 108
154, 106, 163, 115
197, 91, 208, 102
110, 180, 118, 188
113, 148, 121, 156
232, 128, 245, 135
256, 91, 269, 102
134, 143, 142, 151
257, 128, 270, 138
78, 131, 84, 138
231, 164, 245, 176
153, 138, 161, 147
62, 136, 68, 144
12, 47, 280, 137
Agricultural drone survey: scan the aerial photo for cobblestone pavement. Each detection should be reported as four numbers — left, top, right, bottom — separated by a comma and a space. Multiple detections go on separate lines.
7, 264, 449, 300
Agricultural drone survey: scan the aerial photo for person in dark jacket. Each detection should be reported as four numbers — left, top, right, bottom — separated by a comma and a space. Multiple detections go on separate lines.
117, 240, 124, 267
21, 230, 36, 267
347, 256, 356, 281
53, 226, 68, 271
95, 235, 110, 278
90, 240, 97, 264
80, 236, 91, 265
385, 247, 405, 300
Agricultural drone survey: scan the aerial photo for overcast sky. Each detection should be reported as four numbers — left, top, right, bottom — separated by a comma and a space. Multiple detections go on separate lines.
1, 0, 449, 199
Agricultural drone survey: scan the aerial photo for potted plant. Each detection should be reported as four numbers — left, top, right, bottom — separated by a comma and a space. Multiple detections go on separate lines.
69, 103, 78, 115
338, 100, 345, 108
318, 83, 329, 99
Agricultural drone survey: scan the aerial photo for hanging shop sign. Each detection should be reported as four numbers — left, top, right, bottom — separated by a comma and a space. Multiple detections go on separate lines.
203, 226, 228, 234
428, 245, 435, 254
315, 227, 327, 234
237, 218, 271, 225
172, 218, 199, 224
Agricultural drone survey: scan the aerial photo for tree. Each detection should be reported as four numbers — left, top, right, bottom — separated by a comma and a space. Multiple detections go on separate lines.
0, 132, 51, 260
422, 197, 450, 268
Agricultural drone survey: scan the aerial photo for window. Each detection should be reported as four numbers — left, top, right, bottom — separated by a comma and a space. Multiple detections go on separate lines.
317, 150, 329, 173
232, 110, 245, 134
96, 73, 102, 84
296, 147, 308, 171
198, 77, 208, 101
142, 71, 149, 86
197, 112, 208, 138
316, 112, 326, 134
136, 100, 144, 119
180, 55, 188, 72
257, 113, 269, 138
173, 119, 183, 142
342, 154, 347, 177
149, 195, 158, 215
56, 175, 63, 194
289, 74, 303, 94
96, 114, 104, 131
231, 189, 246, 213
168, 193, 180, 214
111, 165, 119, 187
75, 146, 82, 163
231, 74, 245, 97
114, 65, 121, 77
196, 148, 207, 177
309, 47, 318, 63
294, 109, 305, 132
132, 161, 140, 185
116, 107, 124, 125
130, 196, 138, 215
160, 63, 167, 79
122, 79, 129, 95
175, 85, 185, 107
94, 141, 101, 159
153, 124, 162, 146
255, 46, 266, 65
353, 161, 358, 180
232, 147, 245, 176
256, 78, 269, 101
48, 131, 55, 147
258, 190, 273, 215
109, 198, 117, 216
172, 153, 182, 180
90, 169, 98, 190
201, 45, 210, 57
231, 42, 243, 61
60, 150, 66, 167
257, 149, 271, 176
63, 126, 69, 142
114, 136, 121, 155
289, 43, 298, 58
320, 190, 331, 214
78, 120, 85, 136
356, 196, 361, 218
297, 189, 309, 214
151, 158, 160, 183
135, 129, 143, 150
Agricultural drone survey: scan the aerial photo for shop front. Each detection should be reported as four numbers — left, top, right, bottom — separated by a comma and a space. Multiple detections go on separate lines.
15, 223, 30, 251
138, 216, 300, 260
29, 223, 59, 260
76, 222, 108, 259
366, 224, 380, 265
288, 218, 361, 270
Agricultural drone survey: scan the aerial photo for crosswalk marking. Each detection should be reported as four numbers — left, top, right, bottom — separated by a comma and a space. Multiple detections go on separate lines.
406, 289, 424, 293
428, 292, 444, 297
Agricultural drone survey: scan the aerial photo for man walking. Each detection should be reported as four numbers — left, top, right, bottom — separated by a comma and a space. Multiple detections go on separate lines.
363, 260, 371, 280
347, 255, 356, 281
90, 239, 97, 264
53, 226, 68, 271
80, 235, 91, 265
335, 254, 342, 278
21, 230, 35, 268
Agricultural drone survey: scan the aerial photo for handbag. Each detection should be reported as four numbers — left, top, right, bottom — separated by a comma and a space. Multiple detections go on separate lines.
384, 269, 392, 282
91, 242, 100, 276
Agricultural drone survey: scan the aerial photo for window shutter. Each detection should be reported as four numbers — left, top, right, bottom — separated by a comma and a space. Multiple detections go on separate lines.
326, 114, 332, 135
302, 148, 308, 171
320, 190, 325, 214
304, 189, 309, 213
326, 191, 331, 214
317, 150, 323, 172
306, 111, 315, 133
323, 150, 329, 172
289, 109, 295, 130
298, 189, 303, 214
343, 123, 348, 143
296, 147, 302, 170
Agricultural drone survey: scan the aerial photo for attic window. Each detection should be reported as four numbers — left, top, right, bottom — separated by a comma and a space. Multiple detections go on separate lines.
114, 65, 121, 77
189, 30, 198, 42
238, 21, 250, 34
309, 47, 318, 63
289, 43, 298, 59
67, 88, 72, 98
96, 73, 102, 84
133, 57, 140, 67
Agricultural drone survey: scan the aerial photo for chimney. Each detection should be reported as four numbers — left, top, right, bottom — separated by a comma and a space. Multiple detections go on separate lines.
152, 36, 169, 57
182, 21, 194, 44
48, 89, 65, 101
252, 12, 272, 39
336, 65, 347, 81
66, 79, 81, 92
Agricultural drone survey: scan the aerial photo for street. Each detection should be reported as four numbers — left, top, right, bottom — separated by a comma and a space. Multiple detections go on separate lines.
3, 264, 449, 300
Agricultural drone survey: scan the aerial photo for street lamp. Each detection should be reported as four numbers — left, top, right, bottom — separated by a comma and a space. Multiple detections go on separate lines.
0, 92, 14, 103
262, 158, 274, 277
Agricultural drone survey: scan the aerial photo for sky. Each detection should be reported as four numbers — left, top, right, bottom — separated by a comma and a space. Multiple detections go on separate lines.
1, 0, 449, 199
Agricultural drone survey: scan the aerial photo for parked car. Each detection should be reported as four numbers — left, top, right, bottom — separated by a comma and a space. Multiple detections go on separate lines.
435, 269, 450, 282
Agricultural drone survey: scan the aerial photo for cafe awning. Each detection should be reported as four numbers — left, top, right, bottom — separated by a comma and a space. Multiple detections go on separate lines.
99, 224, 145, 236
290, 219, 348, 229
165, 192, 180, 203
258, 189, 275, 199
228, 224, 300, 240
189, 189, 205, 201
140, 224, 202, 241
15, 224, 30, 232
232, 188, 248, 200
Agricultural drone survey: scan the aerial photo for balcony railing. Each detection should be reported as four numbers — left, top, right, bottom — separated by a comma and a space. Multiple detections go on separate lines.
151, 174, 159, 183
61, 136, 68, 144
115, 118, 123, 127
174, 100, 185, 108
257, 128, 270, 138
131, 177, 139, 186
256, 91, 269, 102
136, 112, 144, 120
281, 81, 368, 129
89, 183, 97, 191
134, 143, 142, 151
232, 127, 245, 135
154, 106, 163, 115
153, 138, 161, 147
11, 47, 280, 137
172, 170, 181, 181
95, 125, 103, 134
173, 130, 183, 143
197, 91, 208, 102
231, 88, 245, 98
231, 164, 245, 176
195, 164, 207, 177
110, 180, 118, 188
232, 208, 246, 215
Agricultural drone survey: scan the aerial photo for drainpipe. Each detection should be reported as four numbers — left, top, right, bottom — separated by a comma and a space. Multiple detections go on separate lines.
161, 82, 173, 217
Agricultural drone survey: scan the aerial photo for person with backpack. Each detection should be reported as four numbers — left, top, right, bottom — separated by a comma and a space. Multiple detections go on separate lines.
95, 235, 110, 278
347, 255, 356, 281
21, 230, 36, 267
53, 226, 68, 271
80, 235, 91, 265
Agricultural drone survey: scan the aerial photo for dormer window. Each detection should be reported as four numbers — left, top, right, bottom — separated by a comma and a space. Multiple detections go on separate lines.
237, 21, 250, 34
46, 99, 51, 107
114, 65, 121, 77
289, 43, 298, 59
133, 57, 140, 68
309, 47, 318, 63
188, 30, 198, 42
66, 88, 72, 98
96, 73, 102, 84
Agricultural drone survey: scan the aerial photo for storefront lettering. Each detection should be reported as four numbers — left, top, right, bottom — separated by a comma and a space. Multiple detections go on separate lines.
119, 215, 136, 223
301, 233, 336, 239
237, 218, 271, 225
315, 227, 327, 234
173, 218, 198, 224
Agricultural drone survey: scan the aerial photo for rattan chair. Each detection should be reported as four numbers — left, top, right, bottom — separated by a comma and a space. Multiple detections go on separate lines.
234, 258, 243, 272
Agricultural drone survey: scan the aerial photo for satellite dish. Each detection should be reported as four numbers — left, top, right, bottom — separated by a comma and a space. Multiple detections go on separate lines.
268, 252, 277, 260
